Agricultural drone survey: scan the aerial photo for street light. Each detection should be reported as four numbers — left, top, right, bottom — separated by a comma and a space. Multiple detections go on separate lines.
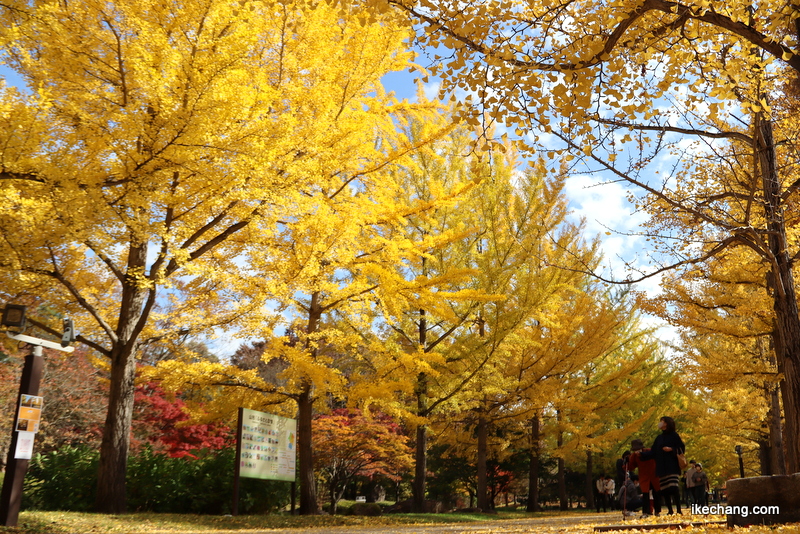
1, 304, 26, 330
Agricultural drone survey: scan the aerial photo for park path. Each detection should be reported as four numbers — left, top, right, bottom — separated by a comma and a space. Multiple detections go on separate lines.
149, 512, 628, 534
293, 513, 613, 534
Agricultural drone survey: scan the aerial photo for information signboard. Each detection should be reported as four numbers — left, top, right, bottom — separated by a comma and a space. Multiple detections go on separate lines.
238, 408, 296, 482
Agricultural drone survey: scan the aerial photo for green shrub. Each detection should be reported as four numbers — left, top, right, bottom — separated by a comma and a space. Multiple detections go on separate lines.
24, 445, 99, 511
127, 447, 292, 514
23, 445, 292, 514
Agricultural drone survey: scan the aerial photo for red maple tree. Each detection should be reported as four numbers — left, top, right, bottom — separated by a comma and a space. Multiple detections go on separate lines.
133, 382, 233, 458
313, 409, 412, 513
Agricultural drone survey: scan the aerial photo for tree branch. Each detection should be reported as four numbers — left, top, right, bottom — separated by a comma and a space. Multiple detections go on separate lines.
26, 316, 110, 357
0, 171, 45, 183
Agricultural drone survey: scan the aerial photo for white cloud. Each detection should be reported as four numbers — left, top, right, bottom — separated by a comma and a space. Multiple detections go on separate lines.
564, 174, 647, 257
563, 173, 681, 355
564, 175, 665, 282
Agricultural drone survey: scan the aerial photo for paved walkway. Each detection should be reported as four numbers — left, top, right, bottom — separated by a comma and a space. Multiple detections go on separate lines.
151, 513, 634, 534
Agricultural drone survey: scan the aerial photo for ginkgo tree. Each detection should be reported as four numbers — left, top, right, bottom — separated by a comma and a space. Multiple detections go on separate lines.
366, 0, 800, 473
0, 0, 433, 513
149, 94, 461, 514
422, 167, 615, 512
349, 108, 615, 511
649, 247, 785, 475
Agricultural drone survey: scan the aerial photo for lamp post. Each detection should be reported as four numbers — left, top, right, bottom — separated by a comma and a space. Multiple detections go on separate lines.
735, 445, 745, 478
0, 304, 75, 527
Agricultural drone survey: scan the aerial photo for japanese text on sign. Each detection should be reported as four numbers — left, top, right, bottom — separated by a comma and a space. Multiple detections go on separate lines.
238, 408, 296, 482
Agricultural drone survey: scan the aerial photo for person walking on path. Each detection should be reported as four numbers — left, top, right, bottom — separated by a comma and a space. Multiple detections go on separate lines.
684, 460, 697, 506
638, 416, 685, 515
628, 438, 661, 516
691, 463, 710, 506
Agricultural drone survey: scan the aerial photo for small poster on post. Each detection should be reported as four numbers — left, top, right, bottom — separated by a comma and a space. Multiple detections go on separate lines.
14, 431, 35, 459
16, 394, 43, 433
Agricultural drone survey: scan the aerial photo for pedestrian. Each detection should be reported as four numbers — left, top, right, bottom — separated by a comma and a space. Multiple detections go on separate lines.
604, 475, 616, 510
684, 460, 697, 506
691, 463, 710, 506
596, 474, 607, 512
628, 438, 661, 516
639, 416, 685, 515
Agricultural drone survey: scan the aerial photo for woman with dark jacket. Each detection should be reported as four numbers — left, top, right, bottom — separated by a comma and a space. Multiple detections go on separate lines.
638, 416, 685, 514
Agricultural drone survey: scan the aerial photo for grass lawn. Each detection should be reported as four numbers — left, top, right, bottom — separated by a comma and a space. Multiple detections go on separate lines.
0, 507, 579, 534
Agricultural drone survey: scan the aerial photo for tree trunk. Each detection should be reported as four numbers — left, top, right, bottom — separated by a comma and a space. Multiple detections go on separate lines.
771, 265, 800, 474
585, 450, 595, 510
758, 439, 772, 476
762, 336, 787, 475
297, 386, 318, 514
557, 456, 567, 510
95, 344, 138, 513
413, 421, 427, 512
557, 411, 567, 510
769, 385, 787, 475
95, 243, 149, 513
413, 305, 429, 513
296, 291, 322, 515
476, 416, 489, 510
756, 116, 800, 473
527, 415, 540, 512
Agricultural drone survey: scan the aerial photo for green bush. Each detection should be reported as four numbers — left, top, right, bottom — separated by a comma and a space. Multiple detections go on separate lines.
23, 445, 292, 514
127, 447, 293, 514
24, 445, 99, 511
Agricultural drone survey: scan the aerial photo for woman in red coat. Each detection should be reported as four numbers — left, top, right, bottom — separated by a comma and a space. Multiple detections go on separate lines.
629, 438, 661, 516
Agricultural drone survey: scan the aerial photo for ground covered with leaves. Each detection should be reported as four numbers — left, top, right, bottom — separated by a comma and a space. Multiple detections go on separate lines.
0, 511, 797, 534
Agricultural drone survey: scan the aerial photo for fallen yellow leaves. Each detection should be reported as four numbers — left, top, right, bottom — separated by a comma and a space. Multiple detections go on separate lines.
5, 511, 800, 534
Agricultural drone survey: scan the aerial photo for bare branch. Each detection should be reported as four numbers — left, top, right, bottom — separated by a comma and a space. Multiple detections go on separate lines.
596, 118, 753, 145
84, 239, 124, 282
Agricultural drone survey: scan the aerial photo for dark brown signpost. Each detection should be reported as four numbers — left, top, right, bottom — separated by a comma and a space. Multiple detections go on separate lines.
0, 347, 43, 526
0, 306, 75, 527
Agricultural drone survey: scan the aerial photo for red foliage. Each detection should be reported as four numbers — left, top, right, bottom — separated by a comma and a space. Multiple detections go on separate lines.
133, 382, 233, 458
